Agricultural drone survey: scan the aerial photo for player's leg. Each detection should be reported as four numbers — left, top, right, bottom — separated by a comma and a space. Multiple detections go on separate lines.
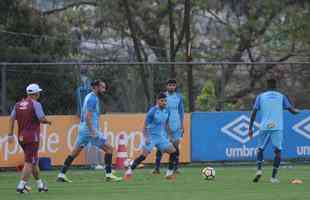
159, 140, 177, 179
152, 149, 162, 174
172, 139, 180, 173
98, 139, 122, 182
17, 143, 38, 193
253, 132, 270, 183
124, 142, 153, 180
57, 135, 86, 182
32, 164, 48, 192
27, 142, 48, 192
270, 131, 283, 183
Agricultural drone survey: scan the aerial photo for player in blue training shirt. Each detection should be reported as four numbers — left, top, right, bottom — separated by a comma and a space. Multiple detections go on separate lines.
153, 79, 184, 174
57, 80, 122, 182
124, 92, 178, 180
248, 79, 299, 183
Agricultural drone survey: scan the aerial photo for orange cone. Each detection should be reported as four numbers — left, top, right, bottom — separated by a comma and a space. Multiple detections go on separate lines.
115, 134, 128, 169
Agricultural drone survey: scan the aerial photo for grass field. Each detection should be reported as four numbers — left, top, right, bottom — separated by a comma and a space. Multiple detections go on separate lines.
0, 165, 309, 200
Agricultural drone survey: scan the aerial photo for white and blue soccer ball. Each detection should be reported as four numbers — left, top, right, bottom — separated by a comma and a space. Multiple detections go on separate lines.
201, 167, 215, 180
124, 158, 133, 167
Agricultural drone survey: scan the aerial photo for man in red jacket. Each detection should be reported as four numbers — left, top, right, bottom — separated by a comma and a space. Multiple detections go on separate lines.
8, 83, 51, 193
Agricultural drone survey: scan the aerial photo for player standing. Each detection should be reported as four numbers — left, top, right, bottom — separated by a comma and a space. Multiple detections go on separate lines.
248, 79, 299, 183
124, 92, 178, 180
153, 79, 184, 174
57, 80, 122, 182
8, 83, 51, 193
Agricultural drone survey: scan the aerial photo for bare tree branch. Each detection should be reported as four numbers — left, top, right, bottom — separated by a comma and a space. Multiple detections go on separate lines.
42, 1, 97, 15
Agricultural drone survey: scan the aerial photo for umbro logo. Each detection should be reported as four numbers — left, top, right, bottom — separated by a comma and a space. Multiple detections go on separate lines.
221, 115, 260, 144
293, 116, 310, 140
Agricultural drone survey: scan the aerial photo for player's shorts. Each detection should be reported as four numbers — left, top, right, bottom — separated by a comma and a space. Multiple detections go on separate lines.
143, 136, 173, 153
76, 130, 107, 149
258, 130, 283, 151
171, 129, 183, 142
19, 142, 39, 164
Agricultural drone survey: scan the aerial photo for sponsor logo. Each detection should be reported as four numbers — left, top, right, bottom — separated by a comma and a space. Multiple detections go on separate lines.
293, 116, 310, 139
221, 115, 260, 144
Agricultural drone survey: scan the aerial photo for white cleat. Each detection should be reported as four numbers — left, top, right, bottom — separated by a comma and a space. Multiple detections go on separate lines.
270, 177, 280, 184
123, 168, 133, 181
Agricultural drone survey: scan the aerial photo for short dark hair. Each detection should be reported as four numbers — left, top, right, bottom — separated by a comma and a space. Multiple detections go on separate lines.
166, 79, 177, 85
267, 79, 277, 89
157, 92, 167, 99
91, 80, 104, 88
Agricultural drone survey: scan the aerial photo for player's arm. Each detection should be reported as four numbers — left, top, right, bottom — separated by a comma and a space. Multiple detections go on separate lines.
283, 95, 299, 115
34, 101, 51, 125
248, 95, 260, 139
8, 106, 16, 143
178, 95, 185, 133
143, 108, 155, 144
85, 97, 97, 137
166, 110, 173, 139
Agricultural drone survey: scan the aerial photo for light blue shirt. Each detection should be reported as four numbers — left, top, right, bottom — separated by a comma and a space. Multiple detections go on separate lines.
80, 92, 100, 133
254, 90, 292, 131
145, 106, 170, 137
165, 92, 184, 131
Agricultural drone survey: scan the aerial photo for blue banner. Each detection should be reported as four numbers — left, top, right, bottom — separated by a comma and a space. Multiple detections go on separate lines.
191, 110, 310, 161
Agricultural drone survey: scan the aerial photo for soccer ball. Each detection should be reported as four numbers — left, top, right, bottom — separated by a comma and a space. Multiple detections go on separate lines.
201, 167, 215, 180
124, 158, 133, 167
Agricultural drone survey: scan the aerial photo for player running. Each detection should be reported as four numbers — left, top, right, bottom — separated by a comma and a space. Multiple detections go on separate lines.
153, 79, 184, 174
8, 83, 51, 193
124, 92, 178, 180
57, 80, 122, 182
248, 79, 299, 183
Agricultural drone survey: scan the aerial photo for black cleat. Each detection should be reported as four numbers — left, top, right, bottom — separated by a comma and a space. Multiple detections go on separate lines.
253, 171, 262, 183
253, 174, 262, 183
151, 169, 161, 175
16, 185, 31, 194
38, 182, 48, 192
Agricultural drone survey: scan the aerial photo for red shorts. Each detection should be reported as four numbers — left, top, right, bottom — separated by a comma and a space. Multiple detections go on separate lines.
19, 142, 39, 164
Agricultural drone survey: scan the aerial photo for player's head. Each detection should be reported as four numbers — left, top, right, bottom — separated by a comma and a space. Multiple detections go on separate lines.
91, 80, 106, 96
267, 78, 277, 90
26, 83, 42, 100
156, 92, 167, 108
166, 79, 177, 93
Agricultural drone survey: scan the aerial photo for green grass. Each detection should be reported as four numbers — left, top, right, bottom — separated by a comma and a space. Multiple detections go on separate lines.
0, 166, 310, 200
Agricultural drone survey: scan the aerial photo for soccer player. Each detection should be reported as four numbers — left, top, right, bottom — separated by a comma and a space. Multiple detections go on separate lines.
8, 83, 51, 193
153, 79, 184, 174
124, 92, 178, 180
57, 80, 122, 182
248, 79, 299, 183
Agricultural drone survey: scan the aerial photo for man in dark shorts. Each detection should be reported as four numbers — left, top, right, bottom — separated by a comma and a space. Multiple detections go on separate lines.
8, 83, 51, 193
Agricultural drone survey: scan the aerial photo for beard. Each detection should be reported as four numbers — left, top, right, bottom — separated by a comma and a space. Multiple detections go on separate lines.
97, 91, 105, 99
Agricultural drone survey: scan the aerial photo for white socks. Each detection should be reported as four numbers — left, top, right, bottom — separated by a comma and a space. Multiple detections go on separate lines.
17, 180, 27, 189
37, 179, 43, 188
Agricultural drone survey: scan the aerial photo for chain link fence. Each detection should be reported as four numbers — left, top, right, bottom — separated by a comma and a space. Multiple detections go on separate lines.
1, 62, 309, 116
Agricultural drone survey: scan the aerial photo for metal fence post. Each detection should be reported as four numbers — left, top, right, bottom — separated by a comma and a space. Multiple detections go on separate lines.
1, 65, 7, 115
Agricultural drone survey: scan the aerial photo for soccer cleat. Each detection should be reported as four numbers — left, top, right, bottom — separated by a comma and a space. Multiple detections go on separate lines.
252, 170, 262, 183
38, 181, 48, 192
174, 169, 181, 175
270, 177, 280, 184
123, 169, 133, 181
56, 173, 72, 183
151, 169, 161, 175
165, 170, 176, 180
106, 174, 122, 182
16, 185, 32, 194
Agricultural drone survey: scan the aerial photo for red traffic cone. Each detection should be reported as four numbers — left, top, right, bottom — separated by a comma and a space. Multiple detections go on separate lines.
115, 134, 128, 169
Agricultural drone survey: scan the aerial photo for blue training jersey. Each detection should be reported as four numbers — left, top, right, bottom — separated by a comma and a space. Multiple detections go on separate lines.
254, 90, 292, 131
145, 106, 170, 137
165, 92, 184, 131
80, 92, 100, 133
